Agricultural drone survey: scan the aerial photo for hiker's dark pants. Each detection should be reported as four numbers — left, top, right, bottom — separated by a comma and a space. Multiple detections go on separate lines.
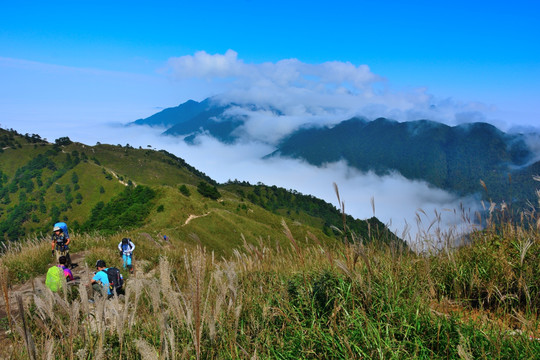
91, 283, 106, 298
91, 283, 121, 299
55, 246, 71, 266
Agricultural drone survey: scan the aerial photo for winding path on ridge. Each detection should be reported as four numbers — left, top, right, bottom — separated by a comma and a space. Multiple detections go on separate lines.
183, 212, 211, 226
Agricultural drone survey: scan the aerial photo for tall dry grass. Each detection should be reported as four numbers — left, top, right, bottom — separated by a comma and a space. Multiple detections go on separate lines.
0, 264, 12, 332
0, 236, 50, 284
3, 191, 540, 357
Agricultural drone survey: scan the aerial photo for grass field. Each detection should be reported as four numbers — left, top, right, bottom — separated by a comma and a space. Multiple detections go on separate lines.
1, 199, 540, 359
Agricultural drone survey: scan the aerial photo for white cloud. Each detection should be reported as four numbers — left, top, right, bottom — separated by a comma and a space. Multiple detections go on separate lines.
521, 132, 540, 165
166, 49, 245, 79
164, 50, 512, 146
223, 106, 333, 144
167, 51, 380, 89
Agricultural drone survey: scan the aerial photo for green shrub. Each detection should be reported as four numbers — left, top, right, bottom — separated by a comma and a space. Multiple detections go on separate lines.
179, 184, 191, 197
81, 185, 156, 234
197, 181, 221, 200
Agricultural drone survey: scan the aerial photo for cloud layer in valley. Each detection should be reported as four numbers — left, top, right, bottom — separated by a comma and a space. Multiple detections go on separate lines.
25, 119, 481, 246
170, 135, 482, 247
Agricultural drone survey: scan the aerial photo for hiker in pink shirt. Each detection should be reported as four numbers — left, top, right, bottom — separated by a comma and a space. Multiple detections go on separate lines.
58, 255, 74, 281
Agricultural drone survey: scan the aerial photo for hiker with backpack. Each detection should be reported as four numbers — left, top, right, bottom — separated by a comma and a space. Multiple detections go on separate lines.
51, 222, 72, 268
91, 260, 124, 299
118, 237, 135, 273
45, 255, 73, 292
58, 255, 74, 282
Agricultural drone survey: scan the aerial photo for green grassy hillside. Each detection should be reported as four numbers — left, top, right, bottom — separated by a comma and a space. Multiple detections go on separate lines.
0, 128, 389, 253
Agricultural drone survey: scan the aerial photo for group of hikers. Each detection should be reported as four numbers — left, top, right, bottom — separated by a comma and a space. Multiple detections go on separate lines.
46, 222, 136, 300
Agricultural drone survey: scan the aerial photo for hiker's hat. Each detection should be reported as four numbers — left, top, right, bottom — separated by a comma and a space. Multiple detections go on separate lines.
53, 226, 61, 232
96, 259, 106, 268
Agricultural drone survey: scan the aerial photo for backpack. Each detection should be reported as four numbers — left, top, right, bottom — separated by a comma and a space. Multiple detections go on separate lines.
45, 266, 64, 292
54, 222, 70, 238
105, 267, 123, 294
121, 238, 132, 251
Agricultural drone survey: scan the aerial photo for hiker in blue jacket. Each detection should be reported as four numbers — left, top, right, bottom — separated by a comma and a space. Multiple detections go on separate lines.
91, 259, 110, 298
90, 259, 124, 300
118, 238, 135, 273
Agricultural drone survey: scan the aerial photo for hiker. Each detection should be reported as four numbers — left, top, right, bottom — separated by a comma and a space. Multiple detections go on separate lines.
91, 259, 110, 299
58, 255, 74, 282
118, 237, 135, 273
90, 260, 123, 299
51, 223, 72, 268
45, 256, 72, 292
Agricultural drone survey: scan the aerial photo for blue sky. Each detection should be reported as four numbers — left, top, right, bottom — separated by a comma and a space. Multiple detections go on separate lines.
1, 0, 539, 240
1, 0, 539, 130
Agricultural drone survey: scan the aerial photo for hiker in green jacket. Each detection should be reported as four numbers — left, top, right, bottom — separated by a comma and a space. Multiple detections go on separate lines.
45, 255, 74, 292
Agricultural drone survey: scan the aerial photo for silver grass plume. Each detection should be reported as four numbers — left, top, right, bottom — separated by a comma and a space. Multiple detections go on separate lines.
135, 338, 159, 360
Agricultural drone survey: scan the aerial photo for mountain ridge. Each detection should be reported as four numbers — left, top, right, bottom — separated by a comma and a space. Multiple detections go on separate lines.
272, 117, 534, 203
129, 98, 538, 206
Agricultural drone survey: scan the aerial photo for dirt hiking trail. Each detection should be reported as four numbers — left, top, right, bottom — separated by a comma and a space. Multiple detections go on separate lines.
0, 251, 123, 356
